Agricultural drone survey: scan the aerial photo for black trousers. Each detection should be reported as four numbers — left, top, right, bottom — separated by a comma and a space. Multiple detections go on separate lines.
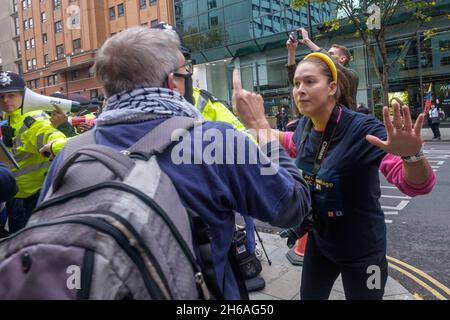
430, 123, 441, 138
300, 233, 388, 300
6, 191, 40, 233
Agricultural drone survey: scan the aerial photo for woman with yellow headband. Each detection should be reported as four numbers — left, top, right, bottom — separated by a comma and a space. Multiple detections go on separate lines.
232, 52, 435, 300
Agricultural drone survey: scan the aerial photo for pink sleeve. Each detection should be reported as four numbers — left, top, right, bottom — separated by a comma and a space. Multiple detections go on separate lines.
379, 154, 436, 197
281, 132, 297, 158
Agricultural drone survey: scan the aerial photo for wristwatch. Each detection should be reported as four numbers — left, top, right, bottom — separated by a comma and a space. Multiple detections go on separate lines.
401, 146, 425, 163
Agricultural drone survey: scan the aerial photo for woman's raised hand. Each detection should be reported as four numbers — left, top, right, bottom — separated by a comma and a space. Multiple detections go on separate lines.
366, 100, 425, 157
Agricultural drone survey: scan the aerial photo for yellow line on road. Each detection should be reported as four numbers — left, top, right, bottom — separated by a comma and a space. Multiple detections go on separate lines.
388, 262, 447, 300
387, 256, 450, 296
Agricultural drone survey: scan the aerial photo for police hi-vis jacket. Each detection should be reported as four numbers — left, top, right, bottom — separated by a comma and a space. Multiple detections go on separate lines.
6, 108, 67, 198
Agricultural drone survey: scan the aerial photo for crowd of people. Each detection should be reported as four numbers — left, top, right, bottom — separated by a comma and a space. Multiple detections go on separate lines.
0, 24, 436, 300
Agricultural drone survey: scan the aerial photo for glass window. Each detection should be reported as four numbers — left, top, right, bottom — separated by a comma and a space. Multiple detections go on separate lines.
42, 33, 47, 44
224, 2, 250, 24
56, 44, 64, 58
178, 0, 196, 18
109, 7, 115, 19
150, 0, 157, 6
73, 38, 81, 52
139, 0, 146, 9
14, 17, 19, 35
90, 89, 98, 99
118, 4, 125, 17
55, 20, 62, 32
53, 0, 61, 9
41, 12, 46, 22
71, 70, 80, 80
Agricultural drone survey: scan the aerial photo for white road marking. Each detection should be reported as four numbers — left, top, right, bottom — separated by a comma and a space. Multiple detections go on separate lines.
381, 200, 409, 211
381, 195, 412, 200
382, 147, 448, 225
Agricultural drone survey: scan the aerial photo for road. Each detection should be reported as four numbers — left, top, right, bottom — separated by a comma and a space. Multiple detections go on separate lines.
245, 142, 450, 300
383, 142, 450, 300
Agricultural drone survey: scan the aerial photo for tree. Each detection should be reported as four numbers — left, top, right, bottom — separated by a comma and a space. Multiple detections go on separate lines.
291, 0, 437, 106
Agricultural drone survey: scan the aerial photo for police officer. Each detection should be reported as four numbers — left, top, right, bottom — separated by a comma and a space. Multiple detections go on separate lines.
0, 71, 67, 232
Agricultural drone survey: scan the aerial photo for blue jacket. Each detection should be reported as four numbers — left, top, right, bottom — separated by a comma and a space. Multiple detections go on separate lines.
0, 163, 18, 202
40, 118, 311, 299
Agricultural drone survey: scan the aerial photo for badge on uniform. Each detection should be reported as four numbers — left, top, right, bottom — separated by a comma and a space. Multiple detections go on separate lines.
327, 211, 344, 218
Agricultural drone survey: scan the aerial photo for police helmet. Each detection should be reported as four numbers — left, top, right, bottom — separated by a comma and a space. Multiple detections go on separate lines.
0, 71, 26, 94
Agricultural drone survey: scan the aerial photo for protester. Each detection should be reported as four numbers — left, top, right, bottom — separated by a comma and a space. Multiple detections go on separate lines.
357, 102, 371, 115
151, 22, 260, 260
286, 28, 358, 109
38, 27, 312, 299
429, 103, 441, 140
276, 107, 289, 131
233, 52, 435, 300
0, 71, 68, 232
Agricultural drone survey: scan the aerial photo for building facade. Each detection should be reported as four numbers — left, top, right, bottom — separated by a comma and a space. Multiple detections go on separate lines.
17, 0, 174, 98
0, 0, 21, 74
175, 0, 336, 103
175, 0, 450, 123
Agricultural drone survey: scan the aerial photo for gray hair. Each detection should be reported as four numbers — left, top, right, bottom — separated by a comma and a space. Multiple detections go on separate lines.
92, 27, 181, 97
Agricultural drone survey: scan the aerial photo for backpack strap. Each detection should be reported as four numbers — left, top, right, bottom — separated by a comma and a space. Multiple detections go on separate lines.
61, 130, 96, 162
52, 144, 136, 192
128, 116, 201, 157
187, 208, 224, 300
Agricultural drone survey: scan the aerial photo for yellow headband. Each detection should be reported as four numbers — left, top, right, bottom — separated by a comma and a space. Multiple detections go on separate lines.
303, 52, 338, 83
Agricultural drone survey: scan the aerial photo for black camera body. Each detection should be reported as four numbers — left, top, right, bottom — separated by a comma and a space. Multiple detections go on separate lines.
290, 30, 302, 41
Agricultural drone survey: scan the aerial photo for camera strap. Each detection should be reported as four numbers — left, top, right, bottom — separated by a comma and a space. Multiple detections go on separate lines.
299, 105, 342, 182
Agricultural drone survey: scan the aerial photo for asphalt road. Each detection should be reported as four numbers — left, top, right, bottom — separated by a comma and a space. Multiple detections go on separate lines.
383, 142, 450, 300
244, 142, 450, 300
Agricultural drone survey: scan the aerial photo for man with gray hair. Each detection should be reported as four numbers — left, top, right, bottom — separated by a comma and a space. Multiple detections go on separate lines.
39, 27, 311, 299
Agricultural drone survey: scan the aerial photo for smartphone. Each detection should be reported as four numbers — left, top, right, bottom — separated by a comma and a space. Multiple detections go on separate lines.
289, 30, 301, 41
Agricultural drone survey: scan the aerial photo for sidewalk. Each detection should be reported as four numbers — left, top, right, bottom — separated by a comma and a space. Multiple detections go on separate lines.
249, 232, 415, 300
422, 127, 450, 141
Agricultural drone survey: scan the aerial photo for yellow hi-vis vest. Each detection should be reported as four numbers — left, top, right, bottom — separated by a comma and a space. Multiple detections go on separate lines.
193, 87, 247, 131
6, 108, 67, 198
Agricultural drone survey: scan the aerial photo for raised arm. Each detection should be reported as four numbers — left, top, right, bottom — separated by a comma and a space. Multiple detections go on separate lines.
366, 101, 434, 192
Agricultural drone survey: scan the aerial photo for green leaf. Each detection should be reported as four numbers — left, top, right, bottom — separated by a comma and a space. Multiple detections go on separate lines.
290, 0, 309, 8
423, 28, 438, 41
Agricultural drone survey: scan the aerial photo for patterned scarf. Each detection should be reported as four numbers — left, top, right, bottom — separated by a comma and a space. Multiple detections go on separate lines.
96, 87, 203, 126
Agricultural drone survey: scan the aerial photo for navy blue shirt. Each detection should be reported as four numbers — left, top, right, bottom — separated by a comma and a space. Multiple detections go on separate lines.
40, 118, 311, 299
293, 108, 387, 264
0, 163, 18, 202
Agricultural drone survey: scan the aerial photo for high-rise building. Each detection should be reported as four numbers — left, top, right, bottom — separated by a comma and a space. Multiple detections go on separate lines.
174, 0, 449, 124
17, 0, 174, 98
174, 0, 337, 104
0, 0, 22, 74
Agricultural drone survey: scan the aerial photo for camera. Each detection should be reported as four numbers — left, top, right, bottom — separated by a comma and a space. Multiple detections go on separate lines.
289, 30, 301, 41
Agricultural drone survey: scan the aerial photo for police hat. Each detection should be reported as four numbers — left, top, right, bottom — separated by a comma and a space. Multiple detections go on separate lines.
151, 22, 190, 56
0, 71, 25, 94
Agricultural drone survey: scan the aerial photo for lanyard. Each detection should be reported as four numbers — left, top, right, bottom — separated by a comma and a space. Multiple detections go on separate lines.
299, 106, 342, 185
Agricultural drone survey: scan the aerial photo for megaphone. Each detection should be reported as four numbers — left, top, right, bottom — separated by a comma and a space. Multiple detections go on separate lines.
21, 88, 81, 114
